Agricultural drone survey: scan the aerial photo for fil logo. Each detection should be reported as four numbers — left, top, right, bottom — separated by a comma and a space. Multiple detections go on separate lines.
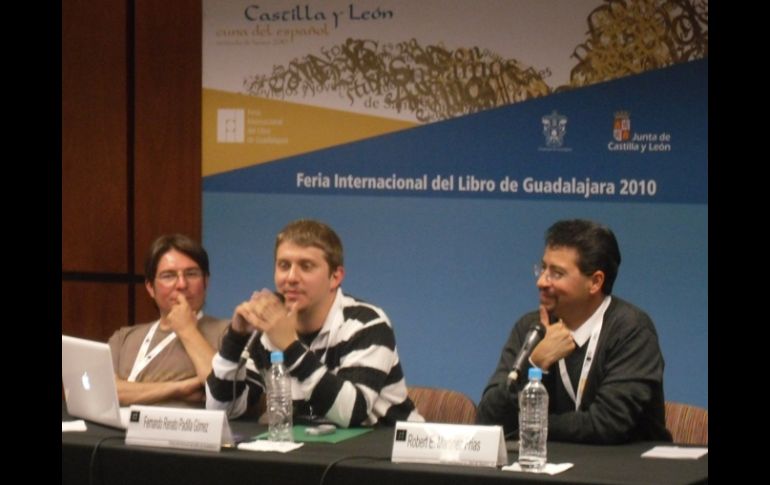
217, 109, 245, 143
613, 111, 631, 141
539, 110, 571, 151
81, 371, 91, 391
395, 429, 407, 441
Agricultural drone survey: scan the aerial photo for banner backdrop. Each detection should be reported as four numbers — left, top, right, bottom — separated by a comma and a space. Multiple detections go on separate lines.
202, 0, 708, 408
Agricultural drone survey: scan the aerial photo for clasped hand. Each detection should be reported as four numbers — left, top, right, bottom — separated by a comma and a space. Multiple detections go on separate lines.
232, 288, 298, 350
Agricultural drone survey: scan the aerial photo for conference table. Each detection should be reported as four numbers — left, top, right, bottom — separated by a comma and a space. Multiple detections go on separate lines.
62, 405, 707, 485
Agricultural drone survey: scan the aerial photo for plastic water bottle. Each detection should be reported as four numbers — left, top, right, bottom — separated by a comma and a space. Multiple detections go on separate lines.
518, 367, 548, 471
267, 351, 293, 442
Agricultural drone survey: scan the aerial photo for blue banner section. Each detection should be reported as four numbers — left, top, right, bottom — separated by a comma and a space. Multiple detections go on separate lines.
204, 59, 707, 204
203, 193, 708, 408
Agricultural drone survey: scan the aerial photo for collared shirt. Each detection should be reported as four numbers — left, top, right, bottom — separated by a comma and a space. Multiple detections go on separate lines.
570, 295, 611, 346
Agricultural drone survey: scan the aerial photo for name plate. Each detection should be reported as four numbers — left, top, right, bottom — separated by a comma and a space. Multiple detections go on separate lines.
125, 405, 233, 452
391, 421, 507, 467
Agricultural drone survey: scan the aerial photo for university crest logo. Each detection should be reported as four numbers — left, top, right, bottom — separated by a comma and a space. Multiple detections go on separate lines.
542, 110, 568, 148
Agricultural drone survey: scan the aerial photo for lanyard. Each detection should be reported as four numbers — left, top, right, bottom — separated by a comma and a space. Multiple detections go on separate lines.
557, 297, 610, 410
558, 322, 601, 410
127, 311, 203, 382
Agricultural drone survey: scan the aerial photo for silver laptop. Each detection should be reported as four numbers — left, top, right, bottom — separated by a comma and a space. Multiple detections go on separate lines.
62, 335, 131, 429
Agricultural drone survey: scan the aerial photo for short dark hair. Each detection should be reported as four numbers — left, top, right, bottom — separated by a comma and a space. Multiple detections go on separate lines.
144, 234, 210, 282
275, 219, 343, 273
545, 219, 621, 294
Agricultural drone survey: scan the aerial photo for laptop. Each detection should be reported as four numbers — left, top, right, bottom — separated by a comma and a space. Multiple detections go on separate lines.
62, 335, 131, 429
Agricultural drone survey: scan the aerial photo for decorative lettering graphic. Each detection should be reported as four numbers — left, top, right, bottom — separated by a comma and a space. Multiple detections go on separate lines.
243, 38, 550, 122
569, 0, 708, 87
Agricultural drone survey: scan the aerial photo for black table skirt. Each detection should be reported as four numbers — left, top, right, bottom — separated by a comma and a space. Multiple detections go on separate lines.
62, 404, 707, 485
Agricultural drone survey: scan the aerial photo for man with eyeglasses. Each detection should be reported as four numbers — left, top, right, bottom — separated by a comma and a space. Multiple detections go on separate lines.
108, 234, 229, 407
477, 219, 671, 444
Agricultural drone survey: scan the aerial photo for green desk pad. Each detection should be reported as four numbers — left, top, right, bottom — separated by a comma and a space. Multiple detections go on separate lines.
253, 425, 374, 444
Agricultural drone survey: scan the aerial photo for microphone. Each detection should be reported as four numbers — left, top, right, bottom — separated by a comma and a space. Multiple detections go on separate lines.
506, 323, 546, 391
239, 331, 260, 367
238, 291, 285, 367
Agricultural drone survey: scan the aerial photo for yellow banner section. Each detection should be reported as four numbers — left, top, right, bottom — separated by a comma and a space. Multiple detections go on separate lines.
202, 89, 416, 177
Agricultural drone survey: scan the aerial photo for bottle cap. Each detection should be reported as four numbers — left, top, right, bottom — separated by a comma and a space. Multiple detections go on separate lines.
270, 351, 284, 364
528, 367, 543, 380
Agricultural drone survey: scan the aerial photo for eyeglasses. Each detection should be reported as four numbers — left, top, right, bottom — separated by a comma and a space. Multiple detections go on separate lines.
534, 264, 565, 282
155, 268, 204, 286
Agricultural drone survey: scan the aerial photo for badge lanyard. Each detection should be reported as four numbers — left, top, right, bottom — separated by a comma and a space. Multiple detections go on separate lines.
558, 321, 602, 410
128, 311, 203, 382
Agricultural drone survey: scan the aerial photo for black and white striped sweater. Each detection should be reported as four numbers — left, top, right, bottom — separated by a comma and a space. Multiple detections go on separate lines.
206, 289, 423, 427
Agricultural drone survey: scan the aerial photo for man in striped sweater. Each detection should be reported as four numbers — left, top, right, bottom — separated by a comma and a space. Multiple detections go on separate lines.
206, 219, 423, 427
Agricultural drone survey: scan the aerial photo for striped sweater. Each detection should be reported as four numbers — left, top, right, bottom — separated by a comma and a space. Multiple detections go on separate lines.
206, 289, 423, 427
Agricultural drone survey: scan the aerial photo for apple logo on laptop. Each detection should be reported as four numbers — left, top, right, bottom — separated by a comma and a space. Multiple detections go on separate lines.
81, 371, 91, 391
